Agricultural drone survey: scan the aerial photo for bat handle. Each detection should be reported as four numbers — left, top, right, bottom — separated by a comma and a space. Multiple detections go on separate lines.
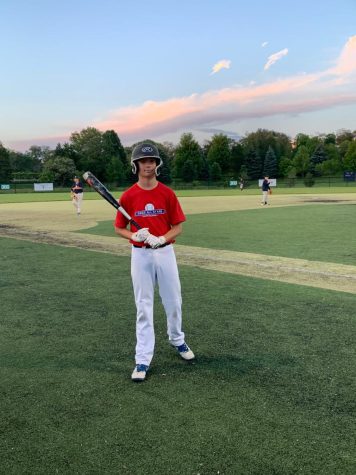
130, 219, 142, 230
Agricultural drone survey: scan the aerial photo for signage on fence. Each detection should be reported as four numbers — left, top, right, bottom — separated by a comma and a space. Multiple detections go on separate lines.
258, 179, 277, 187
229, 180, 238, 186
343, 171, 355, 181
34, 183, 54, 192
1, 184, 10, 190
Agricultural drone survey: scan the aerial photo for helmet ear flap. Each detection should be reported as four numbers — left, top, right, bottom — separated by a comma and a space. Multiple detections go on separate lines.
131, 161, 137, 174
155, 158, 163, 176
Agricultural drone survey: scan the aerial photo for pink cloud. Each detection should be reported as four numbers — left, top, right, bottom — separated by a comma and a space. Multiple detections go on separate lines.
93, 37, 356, 142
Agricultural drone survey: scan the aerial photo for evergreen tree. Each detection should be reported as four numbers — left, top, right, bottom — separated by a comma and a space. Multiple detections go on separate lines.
263, 146, 278, 177
245, 148, 262, 179
310, 144, 327, 175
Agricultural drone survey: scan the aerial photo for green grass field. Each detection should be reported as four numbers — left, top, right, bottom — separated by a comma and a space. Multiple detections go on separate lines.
1, 236, 356, 474
1, 185, 356, 203
79, 204, 356, 266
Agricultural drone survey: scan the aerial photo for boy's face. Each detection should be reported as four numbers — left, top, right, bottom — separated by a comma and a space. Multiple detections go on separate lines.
137, 157, 157, 177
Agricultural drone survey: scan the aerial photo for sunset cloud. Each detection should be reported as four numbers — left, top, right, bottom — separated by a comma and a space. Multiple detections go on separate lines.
264, 48, 288, 70
92, 37, 356, 143
210, 59, 231, 75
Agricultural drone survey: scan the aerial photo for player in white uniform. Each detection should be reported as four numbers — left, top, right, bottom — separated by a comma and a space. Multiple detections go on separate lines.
115, 142, 195, 382
70, 176, 84, 215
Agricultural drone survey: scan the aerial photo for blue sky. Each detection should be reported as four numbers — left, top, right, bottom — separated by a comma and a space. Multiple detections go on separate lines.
1, 0, 356, 151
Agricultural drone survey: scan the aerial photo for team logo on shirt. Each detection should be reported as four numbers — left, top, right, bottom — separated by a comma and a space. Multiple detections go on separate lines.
135, 203, 166, 217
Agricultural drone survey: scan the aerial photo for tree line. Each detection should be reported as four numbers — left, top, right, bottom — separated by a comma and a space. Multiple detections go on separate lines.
1, 127, 356, 186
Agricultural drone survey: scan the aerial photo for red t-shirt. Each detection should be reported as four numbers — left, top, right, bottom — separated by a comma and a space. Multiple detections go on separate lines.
114, 182, 186, 246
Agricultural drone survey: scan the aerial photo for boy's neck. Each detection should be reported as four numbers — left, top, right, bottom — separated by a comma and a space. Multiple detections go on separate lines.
137, 175, 158, 190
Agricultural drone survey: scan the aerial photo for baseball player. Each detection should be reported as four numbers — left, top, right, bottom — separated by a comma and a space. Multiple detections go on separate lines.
115, 142, 195, 382
70, 176, 84, 215
261, 175, 271, 205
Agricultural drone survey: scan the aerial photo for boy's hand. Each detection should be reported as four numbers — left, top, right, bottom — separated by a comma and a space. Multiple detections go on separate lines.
132, 228, 150, 242
144, 234, 166, 248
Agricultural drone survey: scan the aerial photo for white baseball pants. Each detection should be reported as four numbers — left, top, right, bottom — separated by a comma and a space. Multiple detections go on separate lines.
72, 193, 83, 213
131, 245, 185, 366
262, 191, 269, 204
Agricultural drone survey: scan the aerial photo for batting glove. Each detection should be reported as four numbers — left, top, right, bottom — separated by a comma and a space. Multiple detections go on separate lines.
131, 228, 150, 242
145, 234, 166, 249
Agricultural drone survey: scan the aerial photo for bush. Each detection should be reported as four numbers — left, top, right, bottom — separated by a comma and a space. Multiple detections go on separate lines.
304, 172, 315, 187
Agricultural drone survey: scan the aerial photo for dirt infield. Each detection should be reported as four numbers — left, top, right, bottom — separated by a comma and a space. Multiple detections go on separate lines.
1, 192, 356, 294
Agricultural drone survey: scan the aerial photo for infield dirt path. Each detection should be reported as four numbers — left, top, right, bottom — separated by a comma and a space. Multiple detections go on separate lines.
1, 192, 356, 294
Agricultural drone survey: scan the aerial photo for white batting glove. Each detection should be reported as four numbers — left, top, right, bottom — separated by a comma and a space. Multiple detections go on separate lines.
145, 235, 166, 249
131, 228, 150, 242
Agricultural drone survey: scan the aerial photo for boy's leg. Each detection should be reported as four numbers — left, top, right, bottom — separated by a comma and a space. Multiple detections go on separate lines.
155, 246, 185, 347
76, 193, 83, 213
131, 248, 156, 366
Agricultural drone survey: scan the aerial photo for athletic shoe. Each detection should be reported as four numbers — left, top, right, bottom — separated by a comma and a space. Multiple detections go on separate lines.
175, 343, 195, 361
131, 364, 149, 382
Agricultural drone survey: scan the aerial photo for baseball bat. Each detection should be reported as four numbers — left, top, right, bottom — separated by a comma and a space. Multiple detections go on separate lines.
82, 171, 142, 229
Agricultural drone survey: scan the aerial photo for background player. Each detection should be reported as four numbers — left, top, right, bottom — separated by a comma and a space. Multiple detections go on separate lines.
261, 175, 271, 205
70, 176, 84, 215
115, 142, 195, 382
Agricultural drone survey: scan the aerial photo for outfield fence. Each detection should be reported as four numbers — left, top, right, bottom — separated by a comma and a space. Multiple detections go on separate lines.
1, 176, 356, 193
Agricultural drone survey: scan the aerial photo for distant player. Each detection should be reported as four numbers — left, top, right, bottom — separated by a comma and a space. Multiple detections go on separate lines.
115, 142, 195, 382
70, 176, 84, 215
261, 176, 271, 206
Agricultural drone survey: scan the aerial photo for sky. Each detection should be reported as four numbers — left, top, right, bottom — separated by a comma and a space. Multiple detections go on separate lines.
1, 0, 356, 152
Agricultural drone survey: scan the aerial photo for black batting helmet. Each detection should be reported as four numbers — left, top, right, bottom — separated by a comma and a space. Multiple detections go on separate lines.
131, 142, 163, 175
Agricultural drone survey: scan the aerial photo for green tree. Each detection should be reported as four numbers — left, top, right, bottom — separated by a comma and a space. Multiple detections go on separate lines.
286, 167, 297, 187
245, 148, 262, 179
182, 159, 197, 182
207, 134, 231, 173
310, 144, 327, 175
230, 142, 245, 176
0, 143, 12, 181
70, 127, 104, 179
242, 128, 292, 174
339, 139, 352, 159
336, 129, 355, 145
293, 145, 310, 177
263, 146, 278, 177
278, 156, 294, 177
294, 134, 321, 155
52, 143, 79, 168
102, 130, 129, 183
210, 162, 222, 181
40, 157, 76, 186
343, 142, 356, 171
174, 133, 203, 179
9, 150, 40, 174
324, 133, 336, 145
316, 159, 342, 176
